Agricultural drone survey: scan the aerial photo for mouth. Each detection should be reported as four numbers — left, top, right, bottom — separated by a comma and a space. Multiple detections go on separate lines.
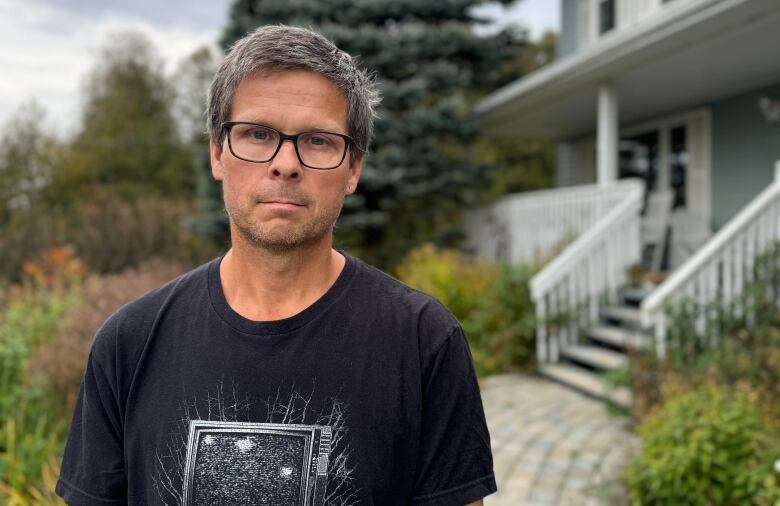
258, 200, 307, 212
262, 200, 305, 206
254, 189, 311, 210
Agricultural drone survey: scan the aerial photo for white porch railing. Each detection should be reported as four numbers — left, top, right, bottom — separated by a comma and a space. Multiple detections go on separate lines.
463, 181, 640, 265
641, 161, 780, 358
530, 179, 644, 363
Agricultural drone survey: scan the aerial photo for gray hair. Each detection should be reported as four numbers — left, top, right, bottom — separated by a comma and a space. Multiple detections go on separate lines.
207, 25, 380, 164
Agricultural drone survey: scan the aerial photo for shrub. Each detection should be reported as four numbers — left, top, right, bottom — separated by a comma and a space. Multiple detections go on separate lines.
0, 187, 217, 283
0, 251, 185, 504
395, 244, 498, 319
627, 385, 780, 505
0, 250, 83, 505
26, 258, 187, 416
396, 244, 536, 375
632, 242, 780, 421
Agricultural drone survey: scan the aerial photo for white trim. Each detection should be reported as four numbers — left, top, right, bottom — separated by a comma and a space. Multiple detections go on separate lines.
475, 0, 759, 121
620, 107, 709, 137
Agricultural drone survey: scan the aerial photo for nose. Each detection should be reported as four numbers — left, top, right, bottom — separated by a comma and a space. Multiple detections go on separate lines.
268, 139, 302, 180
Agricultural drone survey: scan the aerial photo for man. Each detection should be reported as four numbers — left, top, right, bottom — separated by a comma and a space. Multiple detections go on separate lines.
57, 25, 495, 506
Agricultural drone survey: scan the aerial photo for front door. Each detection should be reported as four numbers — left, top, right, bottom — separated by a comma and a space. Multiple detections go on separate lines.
618, 109, 712, 269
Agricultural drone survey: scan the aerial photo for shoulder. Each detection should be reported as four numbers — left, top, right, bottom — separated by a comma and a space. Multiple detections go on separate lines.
346, 254, 461, 352
89, 258, 215, 368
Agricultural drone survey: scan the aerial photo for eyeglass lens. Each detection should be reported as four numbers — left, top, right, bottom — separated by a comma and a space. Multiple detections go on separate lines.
229, 124, 347, 169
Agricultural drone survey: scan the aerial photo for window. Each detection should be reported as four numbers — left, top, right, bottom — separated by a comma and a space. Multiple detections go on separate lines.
599, 0, 616, 34
669, 126, 687, 209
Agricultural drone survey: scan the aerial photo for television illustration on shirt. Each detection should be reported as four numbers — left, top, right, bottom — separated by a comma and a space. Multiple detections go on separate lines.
182, 420, 332, 506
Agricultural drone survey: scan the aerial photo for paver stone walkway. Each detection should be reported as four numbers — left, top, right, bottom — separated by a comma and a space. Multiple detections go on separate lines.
480, 373, 638, 506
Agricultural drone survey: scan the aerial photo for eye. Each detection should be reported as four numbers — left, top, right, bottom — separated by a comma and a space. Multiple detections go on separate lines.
237, 124, 277, 143
251, 129, 270, 140
308, 135, 329, 146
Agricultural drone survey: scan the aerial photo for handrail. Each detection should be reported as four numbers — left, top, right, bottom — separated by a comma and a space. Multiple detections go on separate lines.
464, 179, 639, 265
485, 180, 635, 207
531, 179, 644, 299
530, 178, 645, 363
641, 161, 780, 356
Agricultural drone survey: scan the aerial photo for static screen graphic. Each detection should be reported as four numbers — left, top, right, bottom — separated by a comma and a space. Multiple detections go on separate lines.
182, 421, 331, 506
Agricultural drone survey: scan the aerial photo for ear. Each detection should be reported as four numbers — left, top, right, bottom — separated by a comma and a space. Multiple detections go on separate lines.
345, 154, 363, 195
210, 139, 226, 181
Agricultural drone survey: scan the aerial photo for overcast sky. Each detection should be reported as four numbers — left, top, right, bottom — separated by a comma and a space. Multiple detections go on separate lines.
0, 0, 559, 136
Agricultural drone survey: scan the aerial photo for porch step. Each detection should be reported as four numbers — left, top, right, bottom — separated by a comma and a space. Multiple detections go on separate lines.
600, 306, 643, 328
588, 325, 651, 352
560, 344, 628, 370
539, 363, 632, 408
620, 286, 654, 308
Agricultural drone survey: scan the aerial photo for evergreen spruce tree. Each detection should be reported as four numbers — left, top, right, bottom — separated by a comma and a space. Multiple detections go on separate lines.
214, 0, 523, 267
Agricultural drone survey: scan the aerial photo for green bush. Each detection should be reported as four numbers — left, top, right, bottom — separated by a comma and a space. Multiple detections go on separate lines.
0, 250, 83, 505
0, 253, 187, 505
632, 241, 780, 421
396, 244, 536, 375
627, 386, 780, 506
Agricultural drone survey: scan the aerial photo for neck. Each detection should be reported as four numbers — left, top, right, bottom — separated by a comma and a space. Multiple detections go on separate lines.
219, 232, 345, 321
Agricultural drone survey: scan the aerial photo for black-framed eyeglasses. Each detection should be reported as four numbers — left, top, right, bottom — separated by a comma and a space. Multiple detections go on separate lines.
222, 121, 353, 170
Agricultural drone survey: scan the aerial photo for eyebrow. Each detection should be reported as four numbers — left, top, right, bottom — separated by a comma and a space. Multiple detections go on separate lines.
238, 119, 347, 135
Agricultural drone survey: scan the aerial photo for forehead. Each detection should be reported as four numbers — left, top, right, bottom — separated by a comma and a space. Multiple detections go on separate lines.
231, 70, 349, 132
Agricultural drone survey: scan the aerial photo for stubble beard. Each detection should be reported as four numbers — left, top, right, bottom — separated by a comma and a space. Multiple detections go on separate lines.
225, 192, 346, 254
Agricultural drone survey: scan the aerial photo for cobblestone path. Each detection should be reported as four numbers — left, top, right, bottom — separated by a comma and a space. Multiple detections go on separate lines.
481, 374, 638, 506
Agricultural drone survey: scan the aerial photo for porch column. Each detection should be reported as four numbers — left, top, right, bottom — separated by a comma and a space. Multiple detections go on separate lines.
597, 82, 619, 185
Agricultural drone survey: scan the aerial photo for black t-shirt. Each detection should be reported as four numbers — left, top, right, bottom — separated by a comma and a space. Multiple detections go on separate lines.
56, 253, 496, 505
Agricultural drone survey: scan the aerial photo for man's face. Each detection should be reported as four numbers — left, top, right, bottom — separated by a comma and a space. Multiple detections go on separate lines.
210, 70, 362, 252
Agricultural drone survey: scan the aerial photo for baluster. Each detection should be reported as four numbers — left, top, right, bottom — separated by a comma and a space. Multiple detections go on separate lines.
536, 297, 548, 363
722, 246, 733, 311
746, 224, 757, 326
616, 223, 625, 288
578, 260, 588, 331
607, 236, 617, 304
589, 253, 598, 323
746, 223, 756, 284
757, 210, 767, 255
550, 285, 560, 362
655, 312, 667, 359
569, 269, 578, 347
734, 235, 744, 320
695, 268, 707, 339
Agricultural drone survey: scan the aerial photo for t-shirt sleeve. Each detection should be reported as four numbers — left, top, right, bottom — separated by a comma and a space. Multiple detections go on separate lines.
56, 318, 127, 505
411, 325, 497, 505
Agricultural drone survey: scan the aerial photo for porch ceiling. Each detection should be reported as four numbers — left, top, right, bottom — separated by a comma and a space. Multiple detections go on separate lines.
475, 0, 780, 140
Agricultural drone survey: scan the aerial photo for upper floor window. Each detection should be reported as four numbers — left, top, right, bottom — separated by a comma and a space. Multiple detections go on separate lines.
599, 0, 616, 34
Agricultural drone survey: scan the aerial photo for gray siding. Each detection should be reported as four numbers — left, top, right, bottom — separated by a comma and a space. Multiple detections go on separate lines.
711, 83, 780, 229
559, 0, 579, 58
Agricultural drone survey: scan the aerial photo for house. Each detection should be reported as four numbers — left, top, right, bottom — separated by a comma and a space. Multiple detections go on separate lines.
467, 0, 780, 405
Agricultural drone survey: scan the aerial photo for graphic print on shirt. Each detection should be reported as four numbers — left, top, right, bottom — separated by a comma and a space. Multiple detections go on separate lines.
152, 380, 359, 506
182, 420, 331, 505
